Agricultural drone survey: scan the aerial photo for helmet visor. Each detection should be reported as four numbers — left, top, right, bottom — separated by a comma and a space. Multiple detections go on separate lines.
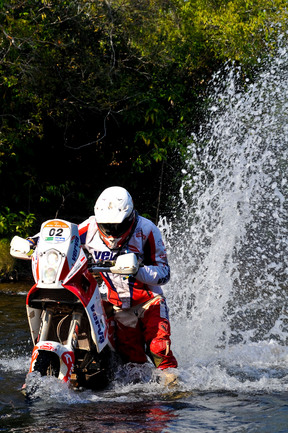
98, 223, 123, 237
97, 214, 134, 238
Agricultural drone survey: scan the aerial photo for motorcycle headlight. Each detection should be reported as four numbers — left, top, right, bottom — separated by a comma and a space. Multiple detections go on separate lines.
42, 250, 61, 284
47, 250, 59, 266
43, 267, 57, 284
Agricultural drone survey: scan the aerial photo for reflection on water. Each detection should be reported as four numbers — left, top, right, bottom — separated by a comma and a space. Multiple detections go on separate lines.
24, 401, 178, 433
0, 284, 31, 358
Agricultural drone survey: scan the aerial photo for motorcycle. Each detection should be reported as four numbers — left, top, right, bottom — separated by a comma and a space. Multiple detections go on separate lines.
10, 219, 139, 394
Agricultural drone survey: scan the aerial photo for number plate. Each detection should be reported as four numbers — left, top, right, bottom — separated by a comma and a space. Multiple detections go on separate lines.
41, 220, 71, 242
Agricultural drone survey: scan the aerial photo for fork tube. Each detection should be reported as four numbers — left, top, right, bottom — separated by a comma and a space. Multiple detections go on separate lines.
39, 309, 53, 342
66, 312, 82, 350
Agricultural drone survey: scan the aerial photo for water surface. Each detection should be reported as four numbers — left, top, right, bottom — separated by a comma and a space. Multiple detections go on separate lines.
1, 285, 288, 432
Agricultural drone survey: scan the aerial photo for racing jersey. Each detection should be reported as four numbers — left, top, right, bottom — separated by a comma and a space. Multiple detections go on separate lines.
78, 215, 170, 309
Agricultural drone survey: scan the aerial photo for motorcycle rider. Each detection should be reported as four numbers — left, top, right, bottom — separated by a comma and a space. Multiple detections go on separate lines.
78, 186, 178, 373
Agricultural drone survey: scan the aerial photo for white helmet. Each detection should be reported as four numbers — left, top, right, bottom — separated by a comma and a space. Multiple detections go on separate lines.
94, 186, 136, 249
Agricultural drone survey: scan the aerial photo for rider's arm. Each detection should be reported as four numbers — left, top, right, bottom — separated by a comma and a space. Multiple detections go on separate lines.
135, 224, 170, 286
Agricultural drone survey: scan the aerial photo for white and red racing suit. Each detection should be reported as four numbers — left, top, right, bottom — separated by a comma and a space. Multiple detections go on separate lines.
78, 214, 178, 369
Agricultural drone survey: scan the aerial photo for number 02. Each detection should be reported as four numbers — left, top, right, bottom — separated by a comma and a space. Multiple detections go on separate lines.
49, 228, 63, 236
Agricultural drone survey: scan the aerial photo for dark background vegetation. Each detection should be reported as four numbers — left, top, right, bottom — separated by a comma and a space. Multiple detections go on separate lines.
0, 0, 287, 243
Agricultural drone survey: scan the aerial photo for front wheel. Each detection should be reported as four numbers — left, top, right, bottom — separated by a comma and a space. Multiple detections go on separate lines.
24, 351, 61, 399
33, 350, 60, 377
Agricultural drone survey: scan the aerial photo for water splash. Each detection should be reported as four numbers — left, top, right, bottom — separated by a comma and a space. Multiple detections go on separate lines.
162, 36, 288, 390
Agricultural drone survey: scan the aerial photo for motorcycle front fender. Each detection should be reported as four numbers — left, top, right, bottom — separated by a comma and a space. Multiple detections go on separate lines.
29, 341, 75, 383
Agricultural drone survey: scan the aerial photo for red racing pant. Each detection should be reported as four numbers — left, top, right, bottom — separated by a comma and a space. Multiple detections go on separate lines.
112, 295, 178, 369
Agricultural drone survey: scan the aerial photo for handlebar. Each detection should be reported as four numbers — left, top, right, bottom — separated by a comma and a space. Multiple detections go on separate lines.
10, 235, 141, 276
89, 265, 116, 273
89, 254, 142, 275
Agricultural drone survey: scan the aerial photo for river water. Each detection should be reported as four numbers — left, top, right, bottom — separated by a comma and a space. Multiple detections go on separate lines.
1, 285, 288, 432
2, 38, 288, 432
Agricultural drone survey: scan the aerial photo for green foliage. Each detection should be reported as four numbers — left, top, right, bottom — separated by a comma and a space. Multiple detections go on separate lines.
0, 0, 287, 222
0, 238, 16, 279
0, 207, 36, 239
188, 0, 288, 64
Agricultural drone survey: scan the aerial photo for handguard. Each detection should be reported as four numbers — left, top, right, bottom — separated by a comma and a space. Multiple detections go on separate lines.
10, 236, 33, 260
110, 253, 139, 275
